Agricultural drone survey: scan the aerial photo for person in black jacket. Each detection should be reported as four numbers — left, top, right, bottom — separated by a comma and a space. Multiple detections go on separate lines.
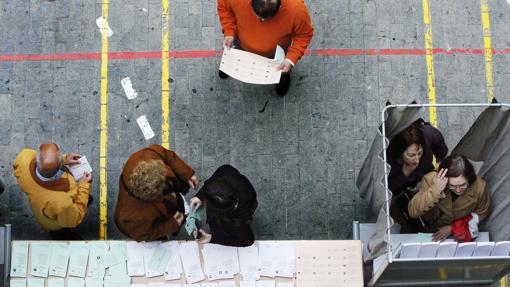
189, 165, 258, 247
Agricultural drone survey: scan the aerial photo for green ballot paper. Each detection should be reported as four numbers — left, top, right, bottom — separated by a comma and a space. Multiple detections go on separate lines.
185, 206, 205, 236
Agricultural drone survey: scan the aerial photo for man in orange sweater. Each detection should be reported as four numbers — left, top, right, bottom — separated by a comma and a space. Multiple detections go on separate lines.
218, 0, 314, 96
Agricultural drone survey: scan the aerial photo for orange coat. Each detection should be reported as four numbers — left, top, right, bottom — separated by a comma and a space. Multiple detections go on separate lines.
114, 145, 195, 241
218, 0, 314, 64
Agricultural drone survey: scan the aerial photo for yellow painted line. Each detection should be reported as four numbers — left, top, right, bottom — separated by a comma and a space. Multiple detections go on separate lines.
161, 0, 170, 149
481, 0, 495, 103
422, 0, 438, 127
99, 0, 109, 240
501, 275, 508, 287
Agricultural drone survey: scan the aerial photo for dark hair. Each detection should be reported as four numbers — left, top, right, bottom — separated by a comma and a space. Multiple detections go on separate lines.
438, 155, 477, 184
251, 0, 281, 19
204, 178, 237, 212
387, 124, 426, 160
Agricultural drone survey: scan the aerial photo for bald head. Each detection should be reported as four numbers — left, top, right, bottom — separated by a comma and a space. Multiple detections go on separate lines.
37, 143, 61, 178
252, 0, 281, 19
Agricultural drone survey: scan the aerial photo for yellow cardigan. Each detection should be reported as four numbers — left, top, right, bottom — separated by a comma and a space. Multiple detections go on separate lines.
13, 149, 91, 231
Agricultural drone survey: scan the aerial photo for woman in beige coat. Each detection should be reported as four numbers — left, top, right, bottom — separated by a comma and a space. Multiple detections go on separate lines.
408, 155, 491, 241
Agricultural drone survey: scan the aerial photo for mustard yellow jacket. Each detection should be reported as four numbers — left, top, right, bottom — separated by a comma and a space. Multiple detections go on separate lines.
408, 171, 490, 231
13, 149, 91, 231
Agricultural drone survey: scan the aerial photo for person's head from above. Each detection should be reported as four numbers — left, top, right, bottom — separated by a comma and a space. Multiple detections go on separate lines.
128, 159, 172, 201
36, 143, 62, 178
439, 155, 477, 196
203, 178, 238, 215
388, 124, 425, 166
251, 0, 281, 20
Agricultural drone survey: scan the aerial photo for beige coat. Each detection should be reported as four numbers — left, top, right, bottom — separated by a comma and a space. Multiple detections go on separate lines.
408, 172, 491, 231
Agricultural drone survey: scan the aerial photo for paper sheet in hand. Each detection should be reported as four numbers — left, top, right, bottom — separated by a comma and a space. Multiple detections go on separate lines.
11, 241, 29, 277
49, 242, 70, 277
136, 115, 155, 140
178, 241, 205, 283
274, 45, 285, 64
31, 242, 51, 277
185, 207, 205, 236
66, 156, 92, 181
219, 48, 282, 85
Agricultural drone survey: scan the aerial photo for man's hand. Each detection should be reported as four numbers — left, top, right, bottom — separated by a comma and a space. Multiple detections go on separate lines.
173, 211, 184, 226
80, 172, 93, 183
223, 36, 234, 50
195, 229, 212, 244
189, 197, 202, 211
432, 225, 452, 241
187, 174, 200, 190
65, 152, 82, 165
432, 168, 448, 192
277, 60, 293, 73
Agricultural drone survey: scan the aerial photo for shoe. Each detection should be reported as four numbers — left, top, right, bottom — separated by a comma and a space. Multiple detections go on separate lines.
219, 70, 229, 79
87, 195, 94, 207
275, 72, 291, 96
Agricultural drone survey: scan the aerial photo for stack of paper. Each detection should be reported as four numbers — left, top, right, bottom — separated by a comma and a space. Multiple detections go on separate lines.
473, 242, 495, 257
126, 242, 145, 276
492, 241, 510, 256
178, 241, 204, 284
258, 242, 296, 278
163, 241, 183, 281
436, 242, 458, 258
454, 242, 477, 257
238, 245, 260, 280
30, 242, 51, 277
49, 242, 70, 277
11, 241, 29, 277
144, 242, 173, 277
106, 241, 127, 276
88, 242, 109, 278
417, 242, 439, 258
399, 243, 421, 258
202, 244, 239, 281
68, 242, 90, 278
142, 242, 163, 277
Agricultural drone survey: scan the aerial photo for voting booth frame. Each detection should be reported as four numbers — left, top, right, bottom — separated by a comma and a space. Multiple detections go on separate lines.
354, 103, 510, 286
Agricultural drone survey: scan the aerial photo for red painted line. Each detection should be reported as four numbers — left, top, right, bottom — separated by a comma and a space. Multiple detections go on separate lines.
0, 48, 508, 62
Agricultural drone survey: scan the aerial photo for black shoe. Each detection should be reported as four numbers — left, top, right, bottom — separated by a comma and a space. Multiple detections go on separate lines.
87, 195, 93, 207
0, 179, 4, 194
219, 70, 229, 79
276, 72, 291, 96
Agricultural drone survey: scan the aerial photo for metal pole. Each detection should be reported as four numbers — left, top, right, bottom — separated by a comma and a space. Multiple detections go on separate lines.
352, 221, 360, 240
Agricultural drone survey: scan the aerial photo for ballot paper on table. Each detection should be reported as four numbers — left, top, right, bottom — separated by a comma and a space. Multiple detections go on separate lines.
473, 242, 495, 257
147, 242, 174, 277
258, 242, 296, 278
255, 281, 275, 287
201, 283, 220, 287
238, 245, 260, 281
68, 277, 85, 287
68, 242, 90, 278
492, 241, 510, 256
148, 283, 181, 287
185, 207, 206, 236
141, 242, 162, 277
88, 241, 109, 278
163, 241, 183, 281
136, 115, 155, 140
276, 283, 293, 287
107, 242, 127, 276
30, 242, 51, 277
218, 282, 236, 287
202, 244, 239, 281
10, 279, 26, 287
11, 241, 29, 277
27, 279, 44, 287
47, 278, 65, 287
126, 242, 145, 276
436, 242, 458, 258
239, 282, 256, 287
178, 241, 205, 284
103, 275, 131, 287
130, 284, 146, 287
219, 48, 282, 85
66, 156, 93, 181
85, 277, 103, 287
49, 242, 70, 277
454, 242, 477, 257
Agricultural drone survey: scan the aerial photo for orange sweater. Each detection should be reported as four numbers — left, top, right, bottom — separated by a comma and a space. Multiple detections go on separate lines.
218, 0, 314, 65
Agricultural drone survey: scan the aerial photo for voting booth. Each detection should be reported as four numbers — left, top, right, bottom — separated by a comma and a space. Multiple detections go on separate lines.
356, 102, 510, 286
4, 240, 364, 287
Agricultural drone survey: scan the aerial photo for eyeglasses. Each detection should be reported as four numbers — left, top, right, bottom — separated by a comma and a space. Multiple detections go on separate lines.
448, 183, 469, 191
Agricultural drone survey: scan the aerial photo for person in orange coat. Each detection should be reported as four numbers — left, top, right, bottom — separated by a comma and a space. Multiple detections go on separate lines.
218, 0, 314, 96
13, 143, 93, 240
114, 144, 199, 241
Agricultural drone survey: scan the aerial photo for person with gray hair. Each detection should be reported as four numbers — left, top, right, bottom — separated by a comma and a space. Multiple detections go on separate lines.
13, 143, 93, 239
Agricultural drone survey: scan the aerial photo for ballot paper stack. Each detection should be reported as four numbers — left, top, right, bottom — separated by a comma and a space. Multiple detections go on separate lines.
396, 241, 510, 258
202, 244, 239, 281
257, 242, 296, 278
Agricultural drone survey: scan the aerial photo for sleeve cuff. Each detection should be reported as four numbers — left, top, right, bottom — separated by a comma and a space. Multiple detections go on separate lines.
285, 58, 295, 66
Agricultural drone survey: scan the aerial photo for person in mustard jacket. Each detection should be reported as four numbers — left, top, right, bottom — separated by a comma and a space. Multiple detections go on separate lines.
13, 143, 92, 239
408, 155, 490, 241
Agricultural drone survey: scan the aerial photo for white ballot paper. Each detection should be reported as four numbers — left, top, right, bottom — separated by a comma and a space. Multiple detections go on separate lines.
88, 242, 109, 278
239, 282, 256, 287
276, 283, 293, 287
10, 279, 27, 287
147, 242, 173, 277
85, 277, 103, 287
163, 241, 182, 281
202, 244, 239, 281
27, 279, 44, 287
106, 241, 127, 276
49, 242, 70, 277
238, 245, 260, 280
103, 276, 130, 287
218, 282, 236, 287
96, 17, 114, 37
11, 241, 29, 277
136, 115, 155, 140
455, 242, 477, 257
130, 284, 146, 287
219, 48, 282, 85
492, 241, 510, 256
142, 242, 163, 278
68, 242, 89, 278
255, 281, 275, 287
178, 241, 205, 284
68, 278, 85, 287
258, 242, 296, 278
47, 279, 65, 287
31, 242, 51, 277
473, 242, 495, 257
66, 156, 93, 181
121, 77, 138, 100
148, 283, 180, 287
201, 283, 219, 287
127, 242, 145, 276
